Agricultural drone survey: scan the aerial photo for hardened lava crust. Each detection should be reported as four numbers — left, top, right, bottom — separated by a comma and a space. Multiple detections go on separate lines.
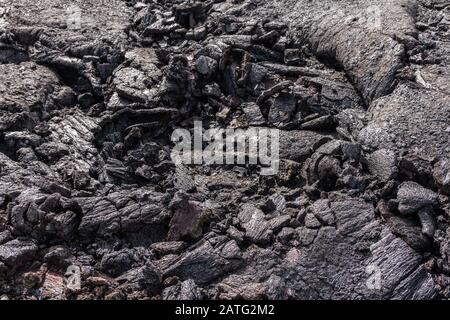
0, 0, 449, 300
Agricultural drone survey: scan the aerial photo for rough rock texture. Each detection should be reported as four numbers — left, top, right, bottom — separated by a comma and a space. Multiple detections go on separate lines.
0, 0, 449, 300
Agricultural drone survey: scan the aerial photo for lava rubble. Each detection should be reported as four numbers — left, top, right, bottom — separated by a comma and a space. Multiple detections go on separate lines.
0, 0, 449, 300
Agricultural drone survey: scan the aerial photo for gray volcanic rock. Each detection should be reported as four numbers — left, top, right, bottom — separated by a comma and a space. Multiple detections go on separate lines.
238, 204, 272, 244
0, 238, 38, 267
78, 189, 170, 239
0, 62, 61, 131
434, 159, 450, 194
262, 196, 427, 299
261, 0, 415, 103
397, 181, 438, 214
167, 201, 210, 241
5, 0, 132, 46
367, 149, 398, 182
0, 0, 448, 301
115, 262, 162, 295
